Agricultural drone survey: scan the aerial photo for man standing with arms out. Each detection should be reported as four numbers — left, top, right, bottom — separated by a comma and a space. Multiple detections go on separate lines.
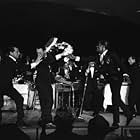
96, 40, 133, 128
32, 37, 73, 126
0, 45, 26, 126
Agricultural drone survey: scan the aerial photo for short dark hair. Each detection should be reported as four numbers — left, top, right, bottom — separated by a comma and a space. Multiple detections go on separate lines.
7, 44, 17, 54
98, 40, 109, 49
36, 45, 45, 50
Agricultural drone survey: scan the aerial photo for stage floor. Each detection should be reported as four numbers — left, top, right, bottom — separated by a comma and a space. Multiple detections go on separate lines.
1, 109, 140, 140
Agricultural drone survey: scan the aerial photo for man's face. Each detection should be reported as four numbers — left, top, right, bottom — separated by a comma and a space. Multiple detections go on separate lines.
10, 47, 20, 59
36, 48, 44, 58
89, 61, 95, 67
96, 43, 105, 54
128, 57, 135, 65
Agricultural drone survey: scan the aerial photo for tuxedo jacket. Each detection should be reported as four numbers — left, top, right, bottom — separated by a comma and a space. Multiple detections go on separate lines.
98, 50, 128, 82
128, 63, 140, 86
0, 56, 18, 88
35, 54, 56, 87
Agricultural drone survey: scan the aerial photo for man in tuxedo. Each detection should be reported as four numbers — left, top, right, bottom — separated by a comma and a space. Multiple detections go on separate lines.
33, 37, 71, 126
96, 40, 133, 128
127, 56, 140, 116
34, 46, 56, 127
0, 45, 26, 126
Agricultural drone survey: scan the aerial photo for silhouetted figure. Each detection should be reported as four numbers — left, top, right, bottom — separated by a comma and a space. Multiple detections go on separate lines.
87, 114, 114, 140
40, 107, 83, 140
0, 123, 30, 140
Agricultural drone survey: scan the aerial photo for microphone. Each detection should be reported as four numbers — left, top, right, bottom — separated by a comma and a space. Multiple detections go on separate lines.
89, 66, 95, 78
88, 61, 95, 78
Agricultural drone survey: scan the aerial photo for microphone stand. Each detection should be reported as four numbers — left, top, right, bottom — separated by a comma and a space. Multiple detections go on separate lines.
78, 74, 88, 119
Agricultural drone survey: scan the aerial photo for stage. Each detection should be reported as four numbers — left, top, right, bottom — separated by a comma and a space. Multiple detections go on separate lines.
1, 109, 140, 140
1, 83, 140, 140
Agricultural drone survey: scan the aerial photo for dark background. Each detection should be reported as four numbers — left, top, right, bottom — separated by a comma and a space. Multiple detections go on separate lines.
0, 1, 140, 59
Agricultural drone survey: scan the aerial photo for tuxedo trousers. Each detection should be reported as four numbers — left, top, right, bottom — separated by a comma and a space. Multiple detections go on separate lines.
36, 83, 53, 122
0, 84, 24, 120
109, 78, 130, 123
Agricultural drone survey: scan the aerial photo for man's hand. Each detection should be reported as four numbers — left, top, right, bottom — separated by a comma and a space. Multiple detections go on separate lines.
100, 74, 104, 79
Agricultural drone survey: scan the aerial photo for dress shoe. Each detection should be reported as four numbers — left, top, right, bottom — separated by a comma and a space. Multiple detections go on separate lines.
132, 112, 137, 117
46, 122, 56, 128
111, 122, 119, 129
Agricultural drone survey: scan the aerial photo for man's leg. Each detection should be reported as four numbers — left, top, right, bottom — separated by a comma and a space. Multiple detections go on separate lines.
128, 85, 137, 115
110, 80, 121, 128
7, 86, 25, 125
37, 85, 53, 126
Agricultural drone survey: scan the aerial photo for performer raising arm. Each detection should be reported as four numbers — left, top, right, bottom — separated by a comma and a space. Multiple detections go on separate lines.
31, 37, 74, 126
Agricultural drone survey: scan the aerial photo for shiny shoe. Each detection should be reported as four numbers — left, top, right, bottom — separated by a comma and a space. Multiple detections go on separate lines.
46, 122, 56, 128
132, 112, 137, 117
